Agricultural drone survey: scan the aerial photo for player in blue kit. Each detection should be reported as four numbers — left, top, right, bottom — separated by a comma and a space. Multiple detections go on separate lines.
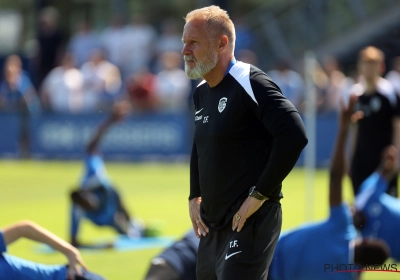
268, 95, 390, 280
353, 145, 400, 261
144, 230, 199, 280
70, 102, 147, 248
0, 220, 104, 280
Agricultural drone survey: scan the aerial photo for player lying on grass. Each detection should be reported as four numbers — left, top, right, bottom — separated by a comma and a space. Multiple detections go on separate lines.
268, 94, 390, 280
0, 220, 105, 280
144, 230, 198, 280
352, 145, 400, 262
70, 102, 154, 248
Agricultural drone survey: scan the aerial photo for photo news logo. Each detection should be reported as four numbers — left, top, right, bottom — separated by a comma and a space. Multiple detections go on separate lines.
324, 264, 400, 274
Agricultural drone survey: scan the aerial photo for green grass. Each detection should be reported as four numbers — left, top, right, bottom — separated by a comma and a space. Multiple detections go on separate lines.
0, 160, 398, 279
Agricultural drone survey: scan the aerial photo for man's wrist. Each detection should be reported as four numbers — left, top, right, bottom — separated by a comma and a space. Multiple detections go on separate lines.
248, 186, 269, 201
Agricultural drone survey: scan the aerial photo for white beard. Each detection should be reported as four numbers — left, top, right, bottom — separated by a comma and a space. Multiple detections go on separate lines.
184, 49, 218, 79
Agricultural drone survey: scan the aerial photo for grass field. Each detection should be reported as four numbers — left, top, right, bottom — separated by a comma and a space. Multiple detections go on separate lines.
1, 160, 398, 280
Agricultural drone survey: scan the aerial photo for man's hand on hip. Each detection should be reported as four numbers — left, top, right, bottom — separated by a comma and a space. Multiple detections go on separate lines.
232, 196, 266, 232
189, 197, 209, 238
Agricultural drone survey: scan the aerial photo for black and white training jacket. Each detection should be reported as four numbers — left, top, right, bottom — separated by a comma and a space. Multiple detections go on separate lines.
190, 61, 308, 229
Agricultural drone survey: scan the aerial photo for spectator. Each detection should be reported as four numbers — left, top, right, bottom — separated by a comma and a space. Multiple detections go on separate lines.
0, 55, 40, 113
37, 6, 66, 87
323, 56, 346, 112
385, 56, 400, 95
267, 59, 304, 110
41, 53, 85, 113
153, 18, 183, 73
313, 56, 346, 114
125, 67, 158, 113
232, 16, 255, 54
81, 49, 122, 112
155, 51, 191, 113
0, 55, 40, 158
121, 14, 157, 78
68, 20, 100, 67
156, 18, 183, 55
340, 69, 358, 104
100, 15, 126, 72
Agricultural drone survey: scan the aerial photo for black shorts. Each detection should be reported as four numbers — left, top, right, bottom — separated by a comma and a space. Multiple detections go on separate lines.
196, 200, 282, 280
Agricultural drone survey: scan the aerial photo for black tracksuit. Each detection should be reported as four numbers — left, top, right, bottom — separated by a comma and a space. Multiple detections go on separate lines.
189, 61, 307, 280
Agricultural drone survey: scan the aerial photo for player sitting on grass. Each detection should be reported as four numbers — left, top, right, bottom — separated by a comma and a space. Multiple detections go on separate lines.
0, 220, 105, 280
70, 102, 155, 248
267, 95, 390, 280
352, 145, 400, 262
144, 230, 198, 280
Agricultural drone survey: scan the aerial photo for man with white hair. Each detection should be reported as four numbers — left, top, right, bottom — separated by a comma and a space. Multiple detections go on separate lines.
182, 6, 308, 280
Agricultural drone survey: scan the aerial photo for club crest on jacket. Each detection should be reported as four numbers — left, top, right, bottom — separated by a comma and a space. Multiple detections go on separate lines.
218, 97, 228, 113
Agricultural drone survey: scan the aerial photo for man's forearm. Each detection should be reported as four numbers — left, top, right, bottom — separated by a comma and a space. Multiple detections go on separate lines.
328, 124, 349, 206
330, 125, 349, 179
347, 124, 357, 170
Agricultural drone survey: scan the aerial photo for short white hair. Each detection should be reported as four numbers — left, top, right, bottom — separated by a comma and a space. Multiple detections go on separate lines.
185, 5, 236, 51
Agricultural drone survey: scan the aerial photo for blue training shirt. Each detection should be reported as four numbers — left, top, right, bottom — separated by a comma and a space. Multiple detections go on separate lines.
355, 172, 400, 261
80, 155, 111, 188
0, 231, 67, 280
269, 203, 357, 280
71, 155, 119, 238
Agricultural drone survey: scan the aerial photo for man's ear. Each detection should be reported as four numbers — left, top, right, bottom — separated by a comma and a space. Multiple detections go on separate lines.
217, 35, 229, 52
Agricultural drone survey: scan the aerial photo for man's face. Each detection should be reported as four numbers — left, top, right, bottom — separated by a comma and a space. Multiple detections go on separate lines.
181, 19, 218, 79
359, 59, 381, 80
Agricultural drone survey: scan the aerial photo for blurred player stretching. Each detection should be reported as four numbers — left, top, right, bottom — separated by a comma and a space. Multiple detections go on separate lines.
70, 102, 148, 248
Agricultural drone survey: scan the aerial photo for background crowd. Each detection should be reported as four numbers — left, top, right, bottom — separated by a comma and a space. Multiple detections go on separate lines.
3, 5, 400, 119
0, 7, 196, 115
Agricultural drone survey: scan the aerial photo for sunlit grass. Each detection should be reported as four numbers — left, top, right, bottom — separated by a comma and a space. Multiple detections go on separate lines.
0, 160, 397, 279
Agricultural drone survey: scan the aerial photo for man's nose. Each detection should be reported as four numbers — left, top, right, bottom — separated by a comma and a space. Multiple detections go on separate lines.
182, 44, 190, 56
